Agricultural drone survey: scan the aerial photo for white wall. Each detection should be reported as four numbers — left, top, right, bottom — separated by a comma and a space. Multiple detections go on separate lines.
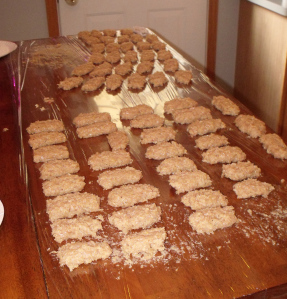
216, 0, 240, 91
0, 0, 48, 41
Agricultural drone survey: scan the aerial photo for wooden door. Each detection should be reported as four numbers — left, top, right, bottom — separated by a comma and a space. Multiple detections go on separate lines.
57, 0, 208, 69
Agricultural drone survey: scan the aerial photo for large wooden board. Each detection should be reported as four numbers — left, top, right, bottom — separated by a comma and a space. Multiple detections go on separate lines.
15, 30, 287, 299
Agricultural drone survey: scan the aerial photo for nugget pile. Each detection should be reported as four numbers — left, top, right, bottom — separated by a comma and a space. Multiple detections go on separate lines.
57, 28, 193, 93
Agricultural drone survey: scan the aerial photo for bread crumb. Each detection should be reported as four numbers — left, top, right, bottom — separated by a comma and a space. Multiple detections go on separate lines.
233, 179, 275, 199
56, 241, 112, 271
181, 189, 228, 210
108, 203, 161, 233
202, 146, 246, 164
188, 206, 237, 234
121, 227, 166, 260
145, 141, 187, 160
46, 192, 100, 222
169, 170, 212, 194
108, 183, 160, 208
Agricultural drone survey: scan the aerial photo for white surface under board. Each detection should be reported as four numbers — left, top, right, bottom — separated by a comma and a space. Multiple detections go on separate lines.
248, 0, 287, 16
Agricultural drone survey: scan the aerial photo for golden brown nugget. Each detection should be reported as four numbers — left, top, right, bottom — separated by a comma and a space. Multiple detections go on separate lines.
76, 121, 117, 139
73, 111, 111, 128
146, 34, 159, 43
91, 43, 105, 53
28, 131, 66, 150
89, 53, 105, 65
174, 70, 193, 84
188, 206, 237, 234
222, 161, 261, 181
103, 29, 116, 37
108, 183, 160, 208
195, 133, 229, 150
163, 58, 179, 73
117, 35, 130, 44
91, 29, 102, 38
33, 145, 69, 163
145, 141, 187, 160
97, 166, 142, 190
124, 50, 138, 64
57, 241, 112, 271
140, 126, 176, 144
148, 71, 168, 87
39, 159, 80, 180
105, 51, 121, 64
164, 97, 198, 114
121, 227, 166, 260
169, 170, 212, 194
58, 77, 84, 90
27, 119, 64, 135
181, 189, 228, 210
42, 174, 85, 197
127, 73, 146, 90
152, 41, 166, 51
51, 215, 102, 243
89, 62, 113, 77
233, 178, 274, 199
157, 50, 173, 61
78, 32, 92, 44
136, 61, 154, 75
107, 130, 129, 150
120, 28, 134, 36
187, 119, 226, 137
120, 41, 134, 53
212, 95, 240, 116
259, 133, 287, 159
140, 50, 155, 62
71, 63, 95, 76
85, 36, 101, 46
137, 41, 151, 52
156, 156, 197, 175
120, 104, 153, 120
172, 106, 212, 125
234, 114, 266, 138
115, 62, 133, 76
100, 35, 114, 45
108, 203, 161, 234
106, 74, 123, 90
105, 42, 120, 53
88, 149, 132, 171
81, 77, 105, 92
130, 114, 165, 129
46, 192, 100, 222
78, 30, 91, 40
130, 33, 143, 44
202, 146, 246, 164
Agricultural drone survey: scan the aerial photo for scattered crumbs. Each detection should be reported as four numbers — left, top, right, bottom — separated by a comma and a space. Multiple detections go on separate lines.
29, 44, 81, 69
40, 107, 46, 111
35, 104, 39, 108
43, 97, 55, 103
281, 179, 285, 184
217, 246, 221, 251
234, 200, 287, 246
2, 128, 8, 132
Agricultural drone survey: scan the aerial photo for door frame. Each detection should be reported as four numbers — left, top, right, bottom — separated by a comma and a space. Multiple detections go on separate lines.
45, 0, 60, 37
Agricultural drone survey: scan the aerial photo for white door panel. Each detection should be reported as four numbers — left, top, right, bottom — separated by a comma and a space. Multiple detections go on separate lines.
58, 0, 208, 68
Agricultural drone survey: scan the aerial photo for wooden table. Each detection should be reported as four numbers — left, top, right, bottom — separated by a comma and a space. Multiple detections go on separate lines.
1, 31, 287, 299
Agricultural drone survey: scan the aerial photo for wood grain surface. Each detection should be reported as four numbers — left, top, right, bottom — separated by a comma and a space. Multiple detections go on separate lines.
1, 30, 287, 299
